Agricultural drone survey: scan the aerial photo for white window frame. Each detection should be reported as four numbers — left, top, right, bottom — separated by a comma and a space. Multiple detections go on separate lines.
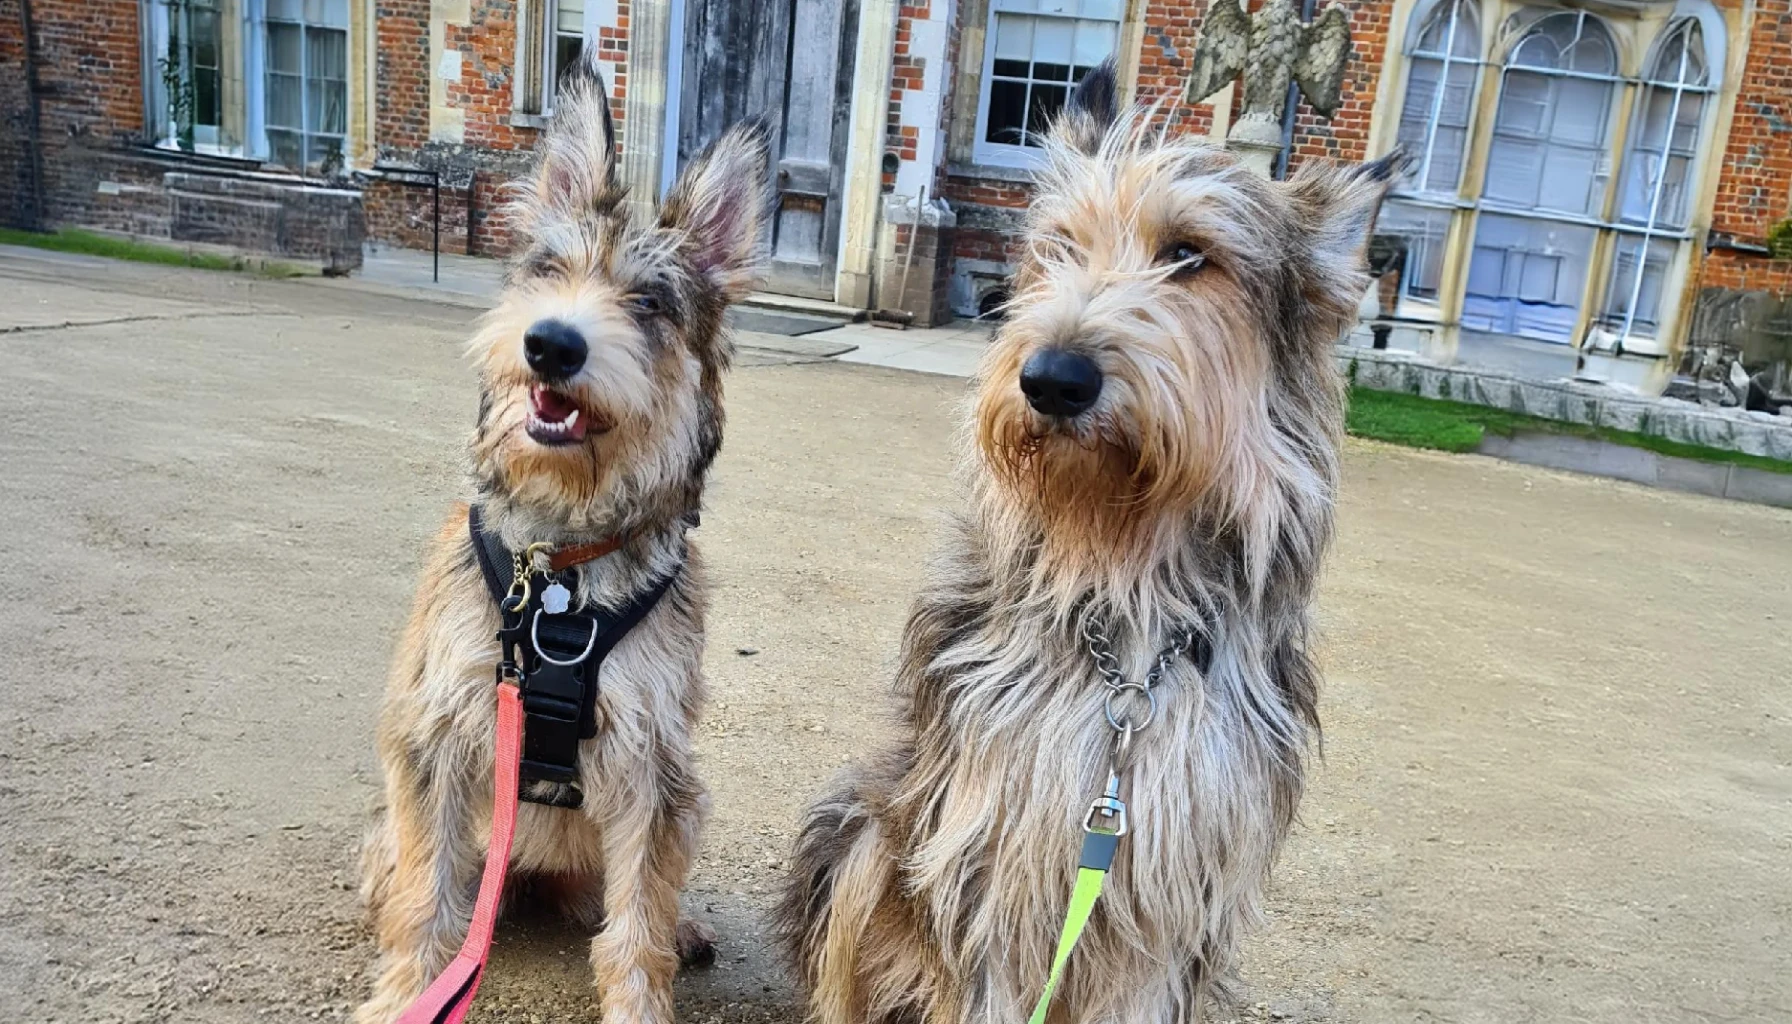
1376, 0, 1727, 354
262, 0, 351, 173
971, 0, 1122, 170
514, 0, 593, 122
144, 0, 231, 155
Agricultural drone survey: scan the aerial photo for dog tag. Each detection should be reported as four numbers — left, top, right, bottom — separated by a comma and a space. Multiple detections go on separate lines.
541, 582, 572, 615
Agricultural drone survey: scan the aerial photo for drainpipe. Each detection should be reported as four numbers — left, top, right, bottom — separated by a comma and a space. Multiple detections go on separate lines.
18, 0, 47, 230
1273, 0, 1319, 181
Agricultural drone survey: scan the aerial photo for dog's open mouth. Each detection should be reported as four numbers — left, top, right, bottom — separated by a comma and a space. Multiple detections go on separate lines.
525, 384, 592, 446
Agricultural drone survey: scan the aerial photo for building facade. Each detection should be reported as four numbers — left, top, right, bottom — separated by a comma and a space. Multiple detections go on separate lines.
3, 0, 1789, 391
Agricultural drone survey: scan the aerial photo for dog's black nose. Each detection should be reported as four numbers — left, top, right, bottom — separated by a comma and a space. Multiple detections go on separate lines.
523, 319, 588, 380
1020, 349, 1103, 417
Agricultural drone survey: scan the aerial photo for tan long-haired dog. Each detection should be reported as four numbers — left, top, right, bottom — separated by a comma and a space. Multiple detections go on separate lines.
776, 65, 1394, 1023
354, 59, 769, 1024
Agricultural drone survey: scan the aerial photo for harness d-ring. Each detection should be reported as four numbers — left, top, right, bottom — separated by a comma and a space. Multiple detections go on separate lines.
531, 609, 600, 666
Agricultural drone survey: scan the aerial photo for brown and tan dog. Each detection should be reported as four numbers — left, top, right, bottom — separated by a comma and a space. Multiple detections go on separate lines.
776, 64, 1394, 1024
354, 59, 768, 1024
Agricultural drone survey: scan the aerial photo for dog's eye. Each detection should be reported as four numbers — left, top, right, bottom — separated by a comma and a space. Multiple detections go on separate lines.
628, 294, 664, 316
1160, 243, 1207, 277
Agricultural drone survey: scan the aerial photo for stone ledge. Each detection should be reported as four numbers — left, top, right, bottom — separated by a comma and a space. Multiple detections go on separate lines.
1338, 346, 1792, 462
1477, 433, 1792, 510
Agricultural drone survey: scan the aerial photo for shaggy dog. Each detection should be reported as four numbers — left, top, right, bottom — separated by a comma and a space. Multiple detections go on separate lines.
776, 64, 1393, 1024
355, 59, 768, 1024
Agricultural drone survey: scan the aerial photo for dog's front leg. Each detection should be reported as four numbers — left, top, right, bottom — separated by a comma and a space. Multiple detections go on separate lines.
587, 760, 703, 1024
356, 750, 486, 1024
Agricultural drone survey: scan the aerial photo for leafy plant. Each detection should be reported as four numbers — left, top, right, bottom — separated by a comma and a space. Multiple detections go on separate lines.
1767, 218, 1792, 261
158, 0, 196, 151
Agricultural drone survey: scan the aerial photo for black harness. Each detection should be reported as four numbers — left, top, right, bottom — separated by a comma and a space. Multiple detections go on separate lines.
468, 503, 684, 808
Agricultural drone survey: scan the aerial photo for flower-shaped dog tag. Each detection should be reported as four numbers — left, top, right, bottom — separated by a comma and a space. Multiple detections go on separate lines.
541, 582, 572, 615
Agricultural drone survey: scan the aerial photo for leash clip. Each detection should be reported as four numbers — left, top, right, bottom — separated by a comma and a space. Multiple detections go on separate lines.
1081, 769, 1128, 838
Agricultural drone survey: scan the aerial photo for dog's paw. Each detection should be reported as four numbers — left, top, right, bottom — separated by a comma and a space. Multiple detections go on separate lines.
676, 917, 718, 970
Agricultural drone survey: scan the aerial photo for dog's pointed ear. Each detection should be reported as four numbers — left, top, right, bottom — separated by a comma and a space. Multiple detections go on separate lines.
521, 55, 620, 225
1283, 150, 1403, 309
1056, 58, 1120, 154
661, 118, 773, 299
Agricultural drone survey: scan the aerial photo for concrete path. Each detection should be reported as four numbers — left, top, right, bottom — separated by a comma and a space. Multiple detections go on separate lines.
3, 247, 1790, 1024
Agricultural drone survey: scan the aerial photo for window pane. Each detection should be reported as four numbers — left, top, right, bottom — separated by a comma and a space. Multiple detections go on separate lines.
307, 27, 347, 82
555, 33, 584, 82
268, 23, 302, 73
558, 0, 587, 33
1033, 18, 1073, 80
986, 80, 1027, 144
1026, 82, 1067, 145
1072, 19, 1116, 68
267, 72, 303, 129
993, 13, 1033, 62
267, 128, 302, 169
1600, 236, 1675, 336
306, 134, 344, 171
308, 78, 346, 133
1080, 0, 1122, 19
1374, 201, 1453, 303
267, 0, 302, 20
1463, 214, 1597, 343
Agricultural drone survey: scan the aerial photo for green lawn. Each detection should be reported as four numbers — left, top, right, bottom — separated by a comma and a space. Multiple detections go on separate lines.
1346, 386, 1792, 476
0, 227, 306, 277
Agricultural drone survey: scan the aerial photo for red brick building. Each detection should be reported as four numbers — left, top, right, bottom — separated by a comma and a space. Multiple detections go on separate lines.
4, 0, 1790, 390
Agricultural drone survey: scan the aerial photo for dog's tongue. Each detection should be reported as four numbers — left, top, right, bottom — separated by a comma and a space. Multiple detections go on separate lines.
531, 385, 578, 423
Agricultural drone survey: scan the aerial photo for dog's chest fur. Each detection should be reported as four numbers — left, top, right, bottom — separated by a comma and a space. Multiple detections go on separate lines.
891, 540, 1306, 1014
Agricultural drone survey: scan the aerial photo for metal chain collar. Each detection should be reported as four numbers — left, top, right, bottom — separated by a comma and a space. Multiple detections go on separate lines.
1080, 615, 1201, 745
1078, 613, 1203, 838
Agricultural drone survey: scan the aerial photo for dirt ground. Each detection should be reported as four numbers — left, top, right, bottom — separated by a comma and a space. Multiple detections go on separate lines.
1, 247, 1789, 1024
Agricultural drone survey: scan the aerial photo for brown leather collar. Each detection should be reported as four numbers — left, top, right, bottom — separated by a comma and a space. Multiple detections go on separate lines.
546, 536, 624, 572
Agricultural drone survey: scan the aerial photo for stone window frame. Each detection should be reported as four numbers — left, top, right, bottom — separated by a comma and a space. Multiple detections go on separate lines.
1371, 0, 1733, 359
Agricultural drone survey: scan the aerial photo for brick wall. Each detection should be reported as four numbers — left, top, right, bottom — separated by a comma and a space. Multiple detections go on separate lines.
1703, 0, 1792, 293
0, 0, 149, 230
1284, 0, 1389, 170
369, 0, 631, 256
377, 0, 432, 152
0, 0, 36, 226
1136, 0, 1220, 136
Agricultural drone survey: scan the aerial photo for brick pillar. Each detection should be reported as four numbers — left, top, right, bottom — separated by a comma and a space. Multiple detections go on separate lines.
877, 193, 958, 328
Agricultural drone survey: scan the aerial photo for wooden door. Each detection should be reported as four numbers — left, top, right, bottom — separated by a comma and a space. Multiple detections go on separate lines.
678, 0, 859, 300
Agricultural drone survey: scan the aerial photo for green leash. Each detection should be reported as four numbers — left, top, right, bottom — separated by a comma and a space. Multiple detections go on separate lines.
1031, 614, 1200, 1023
1027, 774, 1128, 1024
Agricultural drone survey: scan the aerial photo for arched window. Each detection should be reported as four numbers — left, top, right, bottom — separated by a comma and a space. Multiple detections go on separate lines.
1465, 12, 1619, 343
1378, 0, 1482, 307
1397, 0, 1481, 195
1597, 18, 1716, 340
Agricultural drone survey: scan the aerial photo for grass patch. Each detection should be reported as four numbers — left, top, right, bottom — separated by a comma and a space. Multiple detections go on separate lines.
0, 227, 307, 277
1346, 386, 1792, 476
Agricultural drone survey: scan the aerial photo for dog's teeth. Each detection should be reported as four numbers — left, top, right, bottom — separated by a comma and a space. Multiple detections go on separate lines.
564, 409, 579, 429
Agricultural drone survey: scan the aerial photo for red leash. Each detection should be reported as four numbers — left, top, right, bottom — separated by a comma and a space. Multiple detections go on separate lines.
396, 682, 523, 1024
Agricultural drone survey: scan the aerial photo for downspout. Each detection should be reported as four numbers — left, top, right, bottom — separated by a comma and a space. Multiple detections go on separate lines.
1273, 0, 1319, 180
18, 0, 47, 230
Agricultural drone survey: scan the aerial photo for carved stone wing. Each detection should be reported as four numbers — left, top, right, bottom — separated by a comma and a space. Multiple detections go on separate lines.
1294, 4, 1352, 117
1186, 0, 1252, 105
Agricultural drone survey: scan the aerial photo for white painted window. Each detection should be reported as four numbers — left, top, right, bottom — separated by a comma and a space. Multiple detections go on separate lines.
1597, 18, 1713, 339
1381, 0, 1482, 307
516, 0, 588, 118
263, 0, 350, 172
145, 0, 227, 151
1375, 2, 1723, 353
1464, 11, 1618, 342
141, 0, 352, 174
973, 0, 1121, 168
